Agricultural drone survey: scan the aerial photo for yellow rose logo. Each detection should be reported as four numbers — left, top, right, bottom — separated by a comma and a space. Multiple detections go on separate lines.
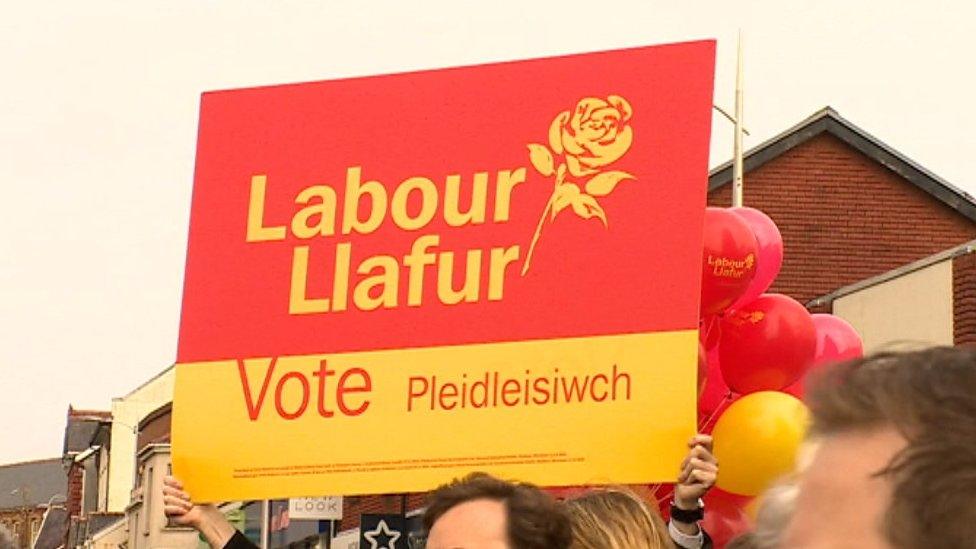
522, 95, 637, 275
552, 96, 634, 177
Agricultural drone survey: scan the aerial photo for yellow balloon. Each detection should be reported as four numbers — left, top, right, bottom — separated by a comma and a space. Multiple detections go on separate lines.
712, 391, 809, 496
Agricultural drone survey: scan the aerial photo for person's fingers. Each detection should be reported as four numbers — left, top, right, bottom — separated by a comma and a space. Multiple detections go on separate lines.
163, 493, 193, 510
162, 493, 193, 514
679, 458, 718, 485
699, 445, 718, 465
163, 476, 183, 489
163, 501, 192, 517
686, 446, 707, 464
161, 485, 192, 503
688, 434, 713, 451
688, 469, 717, 487
163, 503, 186, 516
687, 444, 718, 465
689, 458, 718, 473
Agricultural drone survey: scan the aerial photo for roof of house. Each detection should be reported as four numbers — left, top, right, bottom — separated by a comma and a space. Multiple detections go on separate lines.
63, 406, 112, 455
33, 506, 69, 549
87, 513, 125, 539
807, 237, 976, 308
0, 458, 65, 509
709, 107, 976, 222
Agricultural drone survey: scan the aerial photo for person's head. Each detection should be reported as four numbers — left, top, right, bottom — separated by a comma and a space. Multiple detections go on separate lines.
423, 472, 572, 549
564, 488, 670, 549
783, 347, 976, 548
748, 478, 799, 549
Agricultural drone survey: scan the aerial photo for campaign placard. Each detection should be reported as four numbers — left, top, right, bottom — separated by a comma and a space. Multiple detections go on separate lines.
173, 40, 715, 500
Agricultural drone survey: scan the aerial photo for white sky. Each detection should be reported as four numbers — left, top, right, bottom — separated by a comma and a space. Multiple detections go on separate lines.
2, 1, 974, 464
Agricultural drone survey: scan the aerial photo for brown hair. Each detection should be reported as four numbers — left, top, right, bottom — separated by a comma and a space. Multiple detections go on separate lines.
806, 347, 976, 548
565, 488, 671, 549
423, 473, 572, 549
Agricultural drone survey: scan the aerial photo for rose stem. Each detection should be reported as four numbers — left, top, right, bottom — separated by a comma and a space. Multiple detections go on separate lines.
521, 164, 566, 276
521, 194, 555, 276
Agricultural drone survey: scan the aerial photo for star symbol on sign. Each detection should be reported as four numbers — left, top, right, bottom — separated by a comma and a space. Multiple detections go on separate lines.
364, 519, 401, 549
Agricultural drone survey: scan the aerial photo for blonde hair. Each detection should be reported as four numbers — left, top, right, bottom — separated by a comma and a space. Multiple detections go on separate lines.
565, 488, 671, 549
751, 479, 798, 548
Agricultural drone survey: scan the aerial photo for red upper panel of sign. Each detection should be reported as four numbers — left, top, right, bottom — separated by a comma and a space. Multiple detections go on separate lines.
177, 41, 715, 363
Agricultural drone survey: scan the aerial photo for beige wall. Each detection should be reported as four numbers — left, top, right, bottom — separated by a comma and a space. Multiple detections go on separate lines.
126, 444, 199, 549
88, 516, 127, 549
108, 367, 175, 513
833, 259, 953, 353
97, 445, 111, 512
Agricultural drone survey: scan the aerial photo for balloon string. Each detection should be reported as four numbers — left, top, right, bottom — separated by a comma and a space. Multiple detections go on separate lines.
650, 391, 736, 504
699, 391, 734, 432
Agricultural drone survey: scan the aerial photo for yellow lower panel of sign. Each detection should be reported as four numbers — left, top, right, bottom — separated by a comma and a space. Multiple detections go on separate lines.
172, 330, 697, 501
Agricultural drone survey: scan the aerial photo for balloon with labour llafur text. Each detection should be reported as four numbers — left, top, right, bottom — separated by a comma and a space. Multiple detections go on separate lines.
700, 208, 759, 317
730, 207, 784, 308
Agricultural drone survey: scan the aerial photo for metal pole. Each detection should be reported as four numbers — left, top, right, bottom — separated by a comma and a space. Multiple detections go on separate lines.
732, 30, 745, 207
713, 105, 750, 135
260, 500, 270, 549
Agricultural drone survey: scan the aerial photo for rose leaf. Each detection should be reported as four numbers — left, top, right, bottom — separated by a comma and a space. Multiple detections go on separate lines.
551, 183, 580, 220
571, 194, 608, 228
527, 144, 555, 176
585, 170, 635, 197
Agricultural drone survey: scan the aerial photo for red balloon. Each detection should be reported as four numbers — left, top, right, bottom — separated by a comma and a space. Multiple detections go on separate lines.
700, 488, 753, 547
811, 314, 864, 367
701, 208, 759, 316
730, 207, 784, 308
719, 294, 816, 394
786, 314, 863, 398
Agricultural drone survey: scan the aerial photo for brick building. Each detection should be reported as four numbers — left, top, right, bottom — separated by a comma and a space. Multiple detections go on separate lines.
805, 239, 976, 351
708, 108, 976, 343
0, 458, 66, 548
62, 407, 115, 548
708, 107, 976, 314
